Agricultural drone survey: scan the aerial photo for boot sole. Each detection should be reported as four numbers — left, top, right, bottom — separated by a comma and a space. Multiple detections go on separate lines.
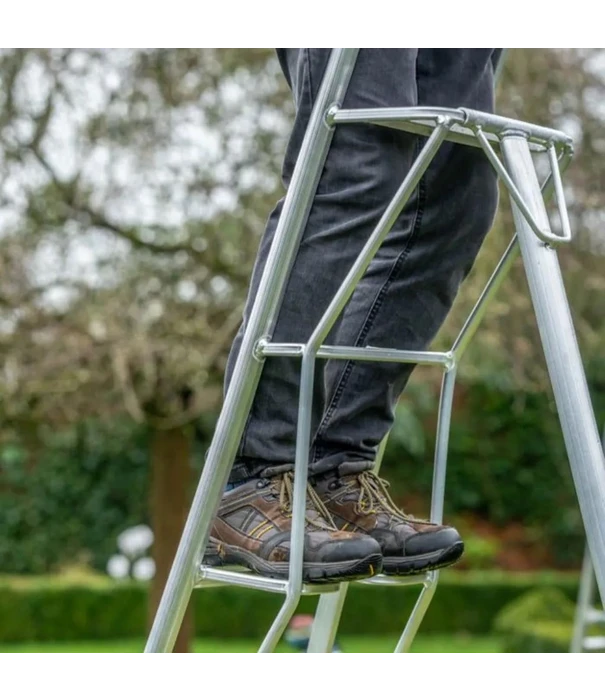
382, 541, 464, 576
203, 540, 383, 583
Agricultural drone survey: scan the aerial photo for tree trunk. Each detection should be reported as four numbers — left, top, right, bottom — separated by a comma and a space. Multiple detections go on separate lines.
148, 426, 194, 653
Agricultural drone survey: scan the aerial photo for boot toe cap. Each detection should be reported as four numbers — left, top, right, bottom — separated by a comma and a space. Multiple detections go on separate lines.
405, 526, 462, 557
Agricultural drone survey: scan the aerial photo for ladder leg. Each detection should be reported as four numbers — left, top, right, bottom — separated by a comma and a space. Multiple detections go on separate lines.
258, 350, 319, 652
307, 431, 390, 652
394, 366, 456, 653
307, 361, 457, 653
145, 48, 359, 653
571, 546, 595, 653
501, 134, 605, 604
306, 584, 350, 653
394, 571, 439, 653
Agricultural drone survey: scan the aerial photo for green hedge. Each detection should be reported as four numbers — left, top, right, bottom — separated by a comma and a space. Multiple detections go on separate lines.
0, 571, 579, 643
499, 621, 572, 653
493, 587, 577, 652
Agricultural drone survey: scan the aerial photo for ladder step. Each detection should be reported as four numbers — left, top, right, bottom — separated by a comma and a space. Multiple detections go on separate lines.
196, 566, 341, 595
331, 107, 571, 153
196, 566, 432, 593
585, 608, 605, 624
583, 636, 605, 651
259, 341, 451, 367
359, 572, 433, 587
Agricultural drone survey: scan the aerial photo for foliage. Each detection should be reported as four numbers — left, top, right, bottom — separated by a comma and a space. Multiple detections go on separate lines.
0, 570, 579, 643
498, 621, 573, 653
494, 587, 576, 632
493, 587, 577, 652
2, 374, 601, 575
383, 377, 604, 566
0, 49, 291, 430
0, 420, 149, 573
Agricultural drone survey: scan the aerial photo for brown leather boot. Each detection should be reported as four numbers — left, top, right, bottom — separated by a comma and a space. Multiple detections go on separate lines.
314, 463, 463, 575
203, 465, 382, 583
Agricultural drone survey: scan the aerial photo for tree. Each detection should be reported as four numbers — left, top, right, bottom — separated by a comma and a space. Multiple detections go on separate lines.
0, 48, 291, 651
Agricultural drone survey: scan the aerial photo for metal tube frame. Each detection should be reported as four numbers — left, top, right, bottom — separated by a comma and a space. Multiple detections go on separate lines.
305, 143, 574, 656
146, 48, 605, 656
500, 134, 605, 605
145, 47, 360, 653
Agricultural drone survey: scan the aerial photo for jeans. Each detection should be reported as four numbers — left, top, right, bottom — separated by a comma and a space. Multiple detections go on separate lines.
226, 49, 500, 483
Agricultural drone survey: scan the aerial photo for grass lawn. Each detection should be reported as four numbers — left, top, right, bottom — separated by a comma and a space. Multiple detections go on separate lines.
0, 635, 502, 653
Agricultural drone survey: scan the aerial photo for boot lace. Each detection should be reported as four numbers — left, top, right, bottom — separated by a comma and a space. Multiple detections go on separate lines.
354, 471, 427, 523
278, 471, 337, 530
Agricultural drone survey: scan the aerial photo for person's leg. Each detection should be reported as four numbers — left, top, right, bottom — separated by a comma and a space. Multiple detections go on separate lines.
313, 49, 499, 574
225, 49, 420, 483
206, 49, 423, 581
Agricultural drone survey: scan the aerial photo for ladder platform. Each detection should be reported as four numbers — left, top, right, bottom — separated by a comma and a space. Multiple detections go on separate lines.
330, 106, 573, 153
196, 565, 433, 594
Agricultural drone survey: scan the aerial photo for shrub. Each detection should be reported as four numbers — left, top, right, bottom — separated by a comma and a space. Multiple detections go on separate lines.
0, 571, 579, 643
493, 587, 576, 652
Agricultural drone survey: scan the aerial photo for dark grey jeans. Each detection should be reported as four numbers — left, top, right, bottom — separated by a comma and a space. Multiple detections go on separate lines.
226, 49, 500, 483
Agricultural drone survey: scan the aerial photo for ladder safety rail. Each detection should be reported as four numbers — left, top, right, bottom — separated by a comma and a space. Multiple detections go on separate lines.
146, 48, 605, 654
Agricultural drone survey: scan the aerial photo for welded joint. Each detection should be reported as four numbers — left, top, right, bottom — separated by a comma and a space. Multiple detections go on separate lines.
325, 103, 341, 128
423, 570, 440, 593
253, 337, 272, 361
443, 351, 457, 372
285, 581, 304, 602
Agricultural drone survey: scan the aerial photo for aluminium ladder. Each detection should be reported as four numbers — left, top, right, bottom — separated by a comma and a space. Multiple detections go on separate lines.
145, 49, 605, 653
570, 428, 605, 653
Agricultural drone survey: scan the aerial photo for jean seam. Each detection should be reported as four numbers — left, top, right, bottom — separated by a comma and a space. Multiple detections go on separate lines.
312, 154, 427, 462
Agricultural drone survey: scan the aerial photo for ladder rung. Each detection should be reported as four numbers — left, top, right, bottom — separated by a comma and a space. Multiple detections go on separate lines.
583, 636, 605, 651
585, 608, 605, 624
196, 567, 432, 594
259, 341, 451, 367
196, 566, 341, 595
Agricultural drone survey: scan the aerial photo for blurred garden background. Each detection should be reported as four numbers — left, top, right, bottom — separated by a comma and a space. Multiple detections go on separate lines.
0, 48, 604, 653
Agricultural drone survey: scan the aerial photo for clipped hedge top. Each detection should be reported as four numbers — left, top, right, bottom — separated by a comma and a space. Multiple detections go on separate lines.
0, 569, 581, 643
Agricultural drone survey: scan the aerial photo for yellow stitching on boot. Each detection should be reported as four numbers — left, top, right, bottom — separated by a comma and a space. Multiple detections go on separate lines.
254, 523, 274, 539
248, 518, 273, 537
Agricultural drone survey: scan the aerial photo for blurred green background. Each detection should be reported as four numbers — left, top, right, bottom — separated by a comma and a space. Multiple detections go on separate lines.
0, 49, 603, 653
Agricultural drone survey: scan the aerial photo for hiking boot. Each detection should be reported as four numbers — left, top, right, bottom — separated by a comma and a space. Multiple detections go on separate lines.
314, 462, 463, 575
203, 465, 382, 583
